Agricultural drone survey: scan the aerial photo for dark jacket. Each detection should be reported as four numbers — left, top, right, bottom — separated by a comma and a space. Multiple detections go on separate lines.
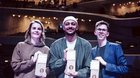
91, 41, 128, 78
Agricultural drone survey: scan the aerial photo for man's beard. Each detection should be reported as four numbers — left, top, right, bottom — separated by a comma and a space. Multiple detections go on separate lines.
64, 27, 77, 36
65, 30, 76, 36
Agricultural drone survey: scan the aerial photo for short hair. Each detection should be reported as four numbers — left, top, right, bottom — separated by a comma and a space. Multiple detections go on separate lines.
95, 20, 110, 29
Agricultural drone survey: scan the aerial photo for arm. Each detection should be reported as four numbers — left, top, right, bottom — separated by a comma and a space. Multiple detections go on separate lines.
77, 43, 92, 77
105, 44, 128, 74
11, 43, 35, 73
48, 43, 66, 75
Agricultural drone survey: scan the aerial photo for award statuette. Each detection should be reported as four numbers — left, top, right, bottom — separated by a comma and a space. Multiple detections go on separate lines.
90, 60, 100, 78
65, 49, 76, 74
35, 51, 48, 77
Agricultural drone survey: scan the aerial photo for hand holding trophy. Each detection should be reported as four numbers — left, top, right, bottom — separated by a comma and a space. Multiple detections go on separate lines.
64, 49, 77, 78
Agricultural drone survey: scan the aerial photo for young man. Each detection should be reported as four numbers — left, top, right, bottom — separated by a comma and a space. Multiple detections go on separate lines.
91, 20, 128, 78
49, 16, 92, 78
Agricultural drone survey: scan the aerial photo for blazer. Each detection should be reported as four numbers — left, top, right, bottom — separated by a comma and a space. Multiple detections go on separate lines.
91, 41, 128, 78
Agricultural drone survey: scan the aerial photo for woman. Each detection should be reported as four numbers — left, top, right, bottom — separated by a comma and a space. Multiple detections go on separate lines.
11, 20, 50, 78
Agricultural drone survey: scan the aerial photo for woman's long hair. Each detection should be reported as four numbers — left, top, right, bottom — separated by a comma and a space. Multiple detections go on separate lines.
25, 20, 46, 43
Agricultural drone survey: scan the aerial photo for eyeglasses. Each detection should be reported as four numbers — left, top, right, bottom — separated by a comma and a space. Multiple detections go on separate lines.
64, 22, 77, 26
97, 28, 107, 31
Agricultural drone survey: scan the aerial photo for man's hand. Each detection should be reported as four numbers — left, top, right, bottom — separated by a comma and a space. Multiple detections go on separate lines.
95, 56, 107, 66
70, 71, 78, 77
64, 70, 78, 77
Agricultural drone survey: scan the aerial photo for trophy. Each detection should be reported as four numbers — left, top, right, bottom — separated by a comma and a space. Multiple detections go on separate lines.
35, 51, 48, 77
90, 60, 100, 78
65, 49, 76, 77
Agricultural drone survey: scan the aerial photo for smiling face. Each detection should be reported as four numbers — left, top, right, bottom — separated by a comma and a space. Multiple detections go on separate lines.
94, 24, 109, 41
30, 23, 43, 39
63, 20, 78, 36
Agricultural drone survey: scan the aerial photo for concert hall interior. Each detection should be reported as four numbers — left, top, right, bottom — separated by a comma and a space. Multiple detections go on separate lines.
0, 0, 140, 78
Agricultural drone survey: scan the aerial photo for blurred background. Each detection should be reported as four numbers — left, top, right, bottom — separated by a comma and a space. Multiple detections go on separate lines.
0, 0, 140, 78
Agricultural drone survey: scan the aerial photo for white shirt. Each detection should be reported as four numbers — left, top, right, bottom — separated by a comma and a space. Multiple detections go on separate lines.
65, 39, 77, 78
66, 38, 77, 49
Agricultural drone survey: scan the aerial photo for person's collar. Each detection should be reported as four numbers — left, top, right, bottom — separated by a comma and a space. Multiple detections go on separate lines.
24, 39, 45, 47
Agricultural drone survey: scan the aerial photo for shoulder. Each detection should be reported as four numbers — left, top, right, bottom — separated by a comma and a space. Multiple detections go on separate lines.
51, 37, 65, 46
42, 46, 50, 54
107, 42, 122, 50
78, 37, 91, 45
14, 42, 27, 50
108, 42, 120, 47
44, 46, 50, 50
16, 41, 26, 46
